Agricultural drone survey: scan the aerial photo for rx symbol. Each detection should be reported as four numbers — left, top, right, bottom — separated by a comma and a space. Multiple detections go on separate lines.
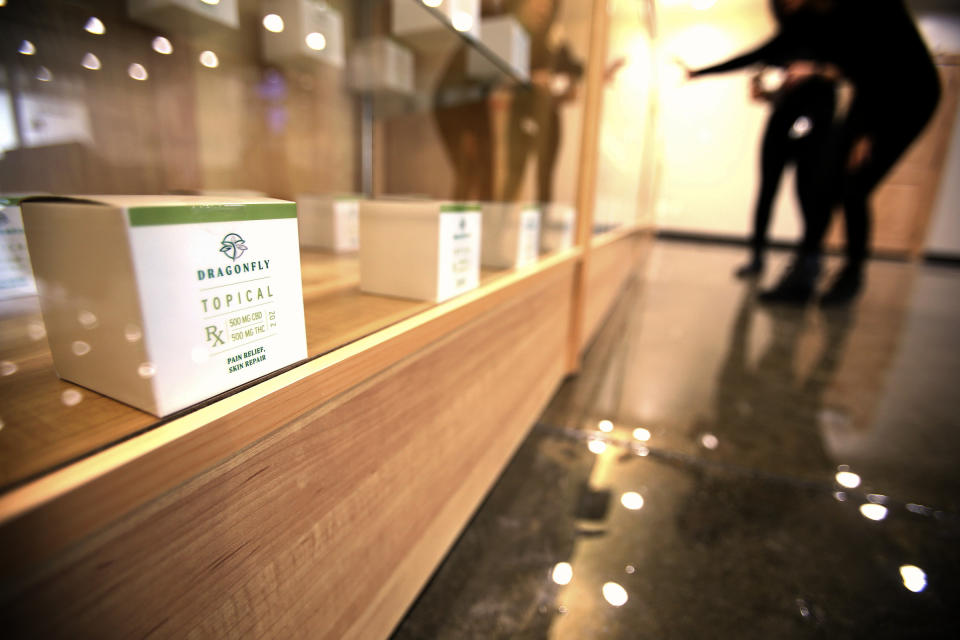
205, 326, 225, 347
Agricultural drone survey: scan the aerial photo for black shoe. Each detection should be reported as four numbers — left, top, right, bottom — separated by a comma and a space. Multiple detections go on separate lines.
758, 255, 820, 304
820, 264, 863, 306
734, 258, 764, 279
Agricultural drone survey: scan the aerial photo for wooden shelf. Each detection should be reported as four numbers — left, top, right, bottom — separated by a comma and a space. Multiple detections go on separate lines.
0, 250, 511, 492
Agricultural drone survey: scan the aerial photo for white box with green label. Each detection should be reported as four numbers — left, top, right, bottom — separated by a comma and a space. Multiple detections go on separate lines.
127, 0, 239, 31
21, 196, 307, 417
359, 200, 480, 302
0, 197, 38, 300
260, 0, 345, 68
541, 203, 576, 254
297, 194, 359, 253
481, 202, 540, 269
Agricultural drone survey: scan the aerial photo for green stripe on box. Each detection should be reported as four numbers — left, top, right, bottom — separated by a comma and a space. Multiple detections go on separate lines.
440, 204, 482, 213
0, 197, 25, 206
128, 203, 296, 227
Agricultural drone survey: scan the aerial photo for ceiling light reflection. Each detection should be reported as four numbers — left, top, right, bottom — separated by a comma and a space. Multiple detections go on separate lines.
81, 53, 102, 70
422, 0, 443, 7
128, 63, 148, 81
451, 11, 473, 32
61, 389, 83, 406
598, 419, 613, 433
26, 321, 46, 341
859, 503, 888, 521
700, 433, 719, 450
552, 562, 573, 585
602, 582, 628, 607
85, 17, 106, 35
36, 66, 53, 82
201, 0, 221, 4
588, 439, 607, 455
305, 32, 327, 51
263, 13, 285, 33
138, 362, 157, 379
199, 50, 219, 68
152, 36, 173, 55
899, 565, 927, 593
19, 40, 36, 55
0, 361, 17, 376
620, 492, 644, 510
633, 427, 651, 441
835, 470, 861, 489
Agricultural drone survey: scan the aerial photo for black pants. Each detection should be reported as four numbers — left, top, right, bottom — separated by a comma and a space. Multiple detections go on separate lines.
749, 80, 836, 261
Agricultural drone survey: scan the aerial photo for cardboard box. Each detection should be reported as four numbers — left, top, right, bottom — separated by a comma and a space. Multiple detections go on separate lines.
541, 203, 576, 254
359, 200, 480, 302
481, 202, 540, 269
0, 197, 37, 300
261, 0, 345, 69
348, 37, 415, 95
391, 0, 480, 49
21, 196, 307, 416
297, 194, 359, 253
467, 15, 530, 81
127, 0, 239, 32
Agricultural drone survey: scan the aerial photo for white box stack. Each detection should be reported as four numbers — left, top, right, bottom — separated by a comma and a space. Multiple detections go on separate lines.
127, 0, 239, 31
348, 37, 416, 95
391, 0, 480, 49
467, 15, 530, 81
261, 0, 345, 69
481, 202, 540, 269
21, 196, 307, 417
359, 200, 480, 302
297, 194, 360, 253
541, 203, 576, 254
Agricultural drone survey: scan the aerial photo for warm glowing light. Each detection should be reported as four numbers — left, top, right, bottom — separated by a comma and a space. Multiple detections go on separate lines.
422, 0, 443, 7
152, 36, 173, 55
36, 66, 53, 82
588, 439, 607, 455
451, 10, 473, 32
620, 492, 644, 510
201, 0, 221, 5
26, 321, 46, 341
199, 50, 219, 68
78, 310, 98, 327
61, 389, 83, 406
0, 361, 17, 376
602, 582, 628, 607
836, 471, 861, 489
263, 13, 285, 33
128, 63, 148, 81
598, 419, 614, 433
305, 32, 327, 51
860, 503, 888, 521
85, 17, 106, 35
691, 0, 717, 9
19, 40, 36, 55
81, 53, 102, 70
138, 363, 157, 379
124, 324, 143, 342
900, 565, 927, 593
700, 433, 719, 450
72, 340, 91, 356
552, 562, 573, 585
0, 1, 7, 7
633, 427, 651, 441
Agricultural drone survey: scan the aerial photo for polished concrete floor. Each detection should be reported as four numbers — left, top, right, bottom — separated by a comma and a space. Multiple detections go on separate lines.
392, 241, 960, 639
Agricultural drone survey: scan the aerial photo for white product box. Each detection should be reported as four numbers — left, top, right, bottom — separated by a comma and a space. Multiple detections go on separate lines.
391, 0, 480, 49
348, 38, 415, 96
21, 196, 307, 417
467, 15, 530, 81
541, 203, 576, 254
0, 197, 37, 300
297, 194, 359, 253
127, 0, 239, 31
481, 202, 540, 269
359, 200, 480, 302
261, 0, 345, 69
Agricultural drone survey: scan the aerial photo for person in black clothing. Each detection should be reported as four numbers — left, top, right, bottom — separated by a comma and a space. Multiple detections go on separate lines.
763, 0, 941, 303
687, 0, 838, 279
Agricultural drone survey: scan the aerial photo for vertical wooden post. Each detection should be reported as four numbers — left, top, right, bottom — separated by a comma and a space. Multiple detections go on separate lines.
567, 0, 612, 374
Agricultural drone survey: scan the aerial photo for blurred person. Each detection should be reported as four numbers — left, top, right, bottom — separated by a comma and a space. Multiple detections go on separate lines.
685, 0, 839, 279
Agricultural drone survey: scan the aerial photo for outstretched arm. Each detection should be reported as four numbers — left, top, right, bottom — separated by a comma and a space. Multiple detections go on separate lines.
687, 35, 786, 79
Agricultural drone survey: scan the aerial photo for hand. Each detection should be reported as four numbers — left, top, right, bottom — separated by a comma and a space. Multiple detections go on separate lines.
847, 136, 873, 171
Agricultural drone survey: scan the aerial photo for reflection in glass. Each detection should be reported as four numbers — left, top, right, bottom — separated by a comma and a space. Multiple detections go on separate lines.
602, 581, 628, 607
305, 32, 327, 52
700, 433, 719, 450
0, 361, 17, 376
835, 470, 861, 489
84, 17, 106, 35
36, 67, 53, 82
124, 324, 143, 342
451, 11, 474, 33
71, 340, 91, 356
551, 562, 573, 585
82, 53, 102, 71
19, 40, 37, 56
598, 419, 613, 433
27, 321, 46, 341
620, 491, 644, 510
128, 63, 148, 81
138, 363, 157, 379
61, 389, 83, 407
588, 439, 607, 455
633, 427, 651, 441
899, 565, 927, 593
263, 14, 285, 33
199, 51, 219, 69
78, 310, 98, 328
859, 503, 888, 521
152, 37, 174, 55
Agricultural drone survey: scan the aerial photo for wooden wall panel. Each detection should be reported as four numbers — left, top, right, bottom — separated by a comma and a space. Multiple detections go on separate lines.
580, 231, 648, 351
0, 262, 574, 640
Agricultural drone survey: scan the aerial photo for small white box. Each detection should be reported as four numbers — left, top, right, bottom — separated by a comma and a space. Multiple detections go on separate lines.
348, 38, 415, 95
359, 200, 481, 302
392, 0, 480, 49
261, 0, 345, 69
481, 202, 540, 269
467, 15, 530, 81
541, 203, 576, 253
297, 194, 359, 253
127, 0, 239, 31
21, 196, 307, 417
0, 197, 37, 300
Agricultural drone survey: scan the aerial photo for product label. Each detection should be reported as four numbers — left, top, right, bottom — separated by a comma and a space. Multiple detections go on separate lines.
516, 208, 541, 267
0, 205, 37, 299
127, 203, 306, 413
437, 211, 481, 302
